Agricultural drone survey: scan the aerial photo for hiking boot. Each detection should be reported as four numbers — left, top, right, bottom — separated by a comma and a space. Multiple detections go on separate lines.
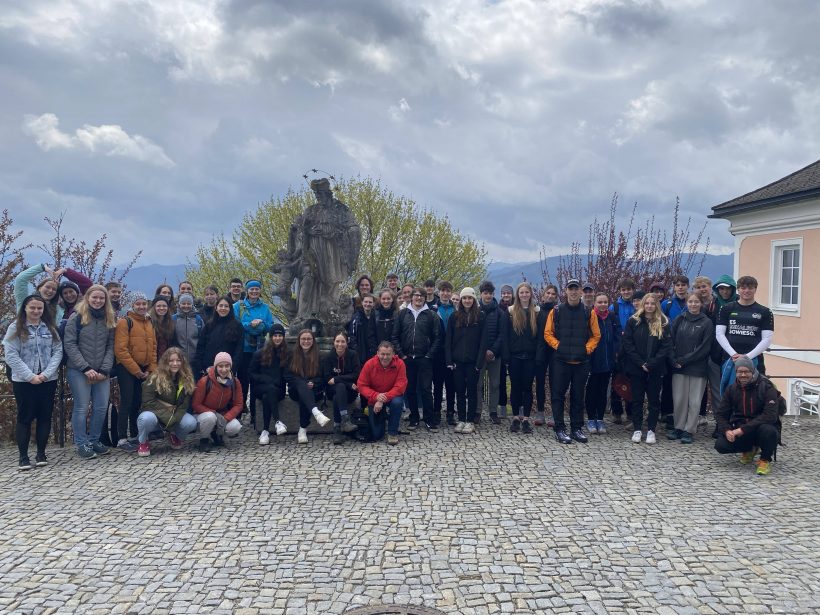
490, 412, 501, 425
333, 425, 345, 445
387, 434, 399, 446
454, 422, 465, 433
755, 460, 771, 476
680, 431, 693, 444
522, 420, 533, 434
570, 429, 588, 443
297, 427, 308, 444
311, 407, 330, 427
137, 441, 150, 457
554, 430, 573, 444
18, 457, 33, 471
534, 412, 545, 426
587, 420, 598, 434
77, 444, 97, 460
740, 447, 759, 465
510, 418, 521, 433
168, 433, 183, 450
274, 421, 287, 436
341, 416, 358, 433
631, 430, 642, 443
198, 437, 212, 453
596, 420, 607, 434
646, 430, 656, 445
667, 428, 681, 440
258, 430, 270, 446
90, 442, 110, 455
462, 422, 475, 434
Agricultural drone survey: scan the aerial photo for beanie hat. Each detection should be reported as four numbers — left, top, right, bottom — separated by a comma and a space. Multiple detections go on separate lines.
245, 280, 262, 289
58, 280, 81, 295
734, 356, 758, 380
214, 352, 233, 368
270, 323, 286, 337
130, 291, 148, 304
460, 287, 476, 299
178, 293, 194, 304
500, 284, 514, 294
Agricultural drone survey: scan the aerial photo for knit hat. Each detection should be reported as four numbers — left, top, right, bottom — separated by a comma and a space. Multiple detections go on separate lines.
245, 280, 262, 289
460, 287, 476, 299
734, 356, 758, 379
270, 323, 286, 337
649, 281, 666, 291
130, 291, 148, 304
178, 293, 194, 305
214, 352, 233, 368
58, 280, 81, 296
500, 284, 514, 294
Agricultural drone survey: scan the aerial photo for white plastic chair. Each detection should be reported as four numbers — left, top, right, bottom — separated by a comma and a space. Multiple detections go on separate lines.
791, 379, 820, 426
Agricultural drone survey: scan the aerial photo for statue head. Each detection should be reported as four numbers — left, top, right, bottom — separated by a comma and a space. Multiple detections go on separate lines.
310, 178, 333, 205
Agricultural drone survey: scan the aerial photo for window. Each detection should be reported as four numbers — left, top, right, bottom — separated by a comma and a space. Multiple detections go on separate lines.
772, 239, 802, 313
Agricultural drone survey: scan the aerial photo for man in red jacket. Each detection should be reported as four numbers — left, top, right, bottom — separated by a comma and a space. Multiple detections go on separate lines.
357, 341, 408, 445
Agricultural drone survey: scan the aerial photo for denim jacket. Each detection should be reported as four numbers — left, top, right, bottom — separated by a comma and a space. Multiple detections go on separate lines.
2, 321, 63, 382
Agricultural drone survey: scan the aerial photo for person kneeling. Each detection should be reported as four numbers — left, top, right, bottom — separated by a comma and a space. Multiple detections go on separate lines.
714, 356, 780, 476
192, 352, 244, 452
356, 341, 407, 445
136, 347, 197, 457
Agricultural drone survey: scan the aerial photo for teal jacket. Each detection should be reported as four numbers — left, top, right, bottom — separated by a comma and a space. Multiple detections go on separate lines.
233, 299, 274, 352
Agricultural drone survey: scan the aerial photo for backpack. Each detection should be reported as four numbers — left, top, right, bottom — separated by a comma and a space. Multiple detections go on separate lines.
757, 377, 787, 417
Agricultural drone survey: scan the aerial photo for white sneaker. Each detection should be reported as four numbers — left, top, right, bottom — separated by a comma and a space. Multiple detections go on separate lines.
274, 421, 287, 436
311, 407, 330, 427
462, 422, 475, 434
258, 430, 270, 446
454, 422, 465, 433
631, 430, 642, 443
646, 430, 656, 445
297, 427, 308, 444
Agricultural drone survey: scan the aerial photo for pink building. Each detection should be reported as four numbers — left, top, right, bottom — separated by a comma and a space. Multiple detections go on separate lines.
711, 159, 820, 416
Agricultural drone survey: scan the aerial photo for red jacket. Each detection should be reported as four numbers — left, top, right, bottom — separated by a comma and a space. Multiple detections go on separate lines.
357, 355, 407, 405
191, 368, 244, 421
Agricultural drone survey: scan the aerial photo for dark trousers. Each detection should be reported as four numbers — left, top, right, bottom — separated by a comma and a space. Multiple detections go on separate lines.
629, 371, 663, 431
586, 371, 611, 421
453, 362, 480, 422
12, 380, 58, 459
405, 356, 433, 425
432, 353, 455, 420
260, 388, 285, 431
498, 360, 509, 408
660, 372, 673, 418
535, 360, 548, 414
715, 423, 778, 462
326, 382, 357, 423
237, 351, 254, 419
509, 356, 536, 418
288, 379, 321, 428
116, 365, 142, 440
550, 359, 590, 431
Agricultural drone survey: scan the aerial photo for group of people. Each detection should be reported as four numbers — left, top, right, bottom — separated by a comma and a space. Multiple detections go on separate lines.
2, 264, 781, 476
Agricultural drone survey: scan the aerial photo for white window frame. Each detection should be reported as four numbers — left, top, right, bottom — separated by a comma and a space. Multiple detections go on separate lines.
770, 237, 802, 317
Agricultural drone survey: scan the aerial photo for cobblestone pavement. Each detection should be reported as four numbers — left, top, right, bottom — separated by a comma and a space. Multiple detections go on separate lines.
1, 416, 818, 615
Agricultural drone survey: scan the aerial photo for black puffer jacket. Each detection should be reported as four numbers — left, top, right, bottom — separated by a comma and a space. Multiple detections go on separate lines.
445, 310, 486, 368
348, 309, 378, 361
479, 298, 506, 359
392, 305, 441, 359
374, 307, 397, 344
671, 312, 714, 378
620, 316, 672, 376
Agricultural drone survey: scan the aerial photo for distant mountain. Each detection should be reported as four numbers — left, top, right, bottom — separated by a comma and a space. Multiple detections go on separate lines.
486, 253, 734, 290
121, 263, 188, 294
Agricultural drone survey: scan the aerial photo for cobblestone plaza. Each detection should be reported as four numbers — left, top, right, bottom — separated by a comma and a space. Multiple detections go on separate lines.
1, 418, 818, 615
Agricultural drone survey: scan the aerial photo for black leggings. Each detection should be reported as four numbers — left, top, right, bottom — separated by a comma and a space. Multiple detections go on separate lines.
453, 363, 480, 422
288, 378, 322, 428
585, 372, 611, 421
260, 388, 285, 431
116, 365, 142, 440
508, 356, 536, 418
13, 380, 58, 459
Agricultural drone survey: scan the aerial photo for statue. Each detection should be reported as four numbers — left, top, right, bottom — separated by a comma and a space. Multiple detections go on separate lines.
273, 178, 361, 334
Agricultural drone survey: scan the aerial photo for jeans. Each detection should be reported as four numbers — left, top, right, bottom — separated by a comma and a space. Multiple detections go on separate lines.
453, 363, 480, 422
715, 423, 778, 462
116, 365, 143, 440
509, 356, 536, 417
196, 411, 241, 437
585, 371, 611, 422
12, 380, 57, 459
550, 359, 590, 431
368, 396, 404, 440
404, 356, 433, 425
629, 371, 663, 431
477, 359, 501, 415
67, 368, 111, 446
326, 381, 357, 423
137, 411, 198, 443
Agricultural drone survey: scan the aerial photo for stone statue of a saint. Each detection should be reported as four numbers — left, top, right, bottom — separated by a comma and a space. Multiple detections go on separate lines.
273, 178, 361, 333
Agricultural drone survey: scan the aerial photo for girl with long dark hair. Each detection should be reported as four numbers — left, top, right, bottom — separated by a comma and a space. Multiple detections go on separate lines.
286, 329, 331, 443
445, 287, 486, 434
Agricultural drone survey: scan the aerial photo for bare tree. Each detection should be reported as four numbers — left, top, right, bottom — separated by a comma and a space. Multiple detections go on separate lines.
0, 209, 30, 334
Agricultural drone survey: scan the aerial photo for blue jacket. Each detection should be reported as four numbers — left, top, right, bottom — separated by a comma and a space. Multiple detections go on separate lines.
662, 295, 688, 321
2, 321, 63, 382
590, 312, 621, 374
437, 302, 455, 332
233, 299, 274, 352
610, 297, 635, 331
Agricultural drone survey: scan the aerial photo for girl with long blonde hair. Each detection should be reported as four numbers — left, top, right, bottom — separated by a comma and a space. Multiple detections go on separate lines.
503, 282, 541, 433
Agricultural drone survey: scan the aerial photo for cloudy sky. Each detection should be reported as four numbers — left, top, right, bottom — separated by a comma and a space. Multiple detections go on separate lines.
2, 0, 819, 266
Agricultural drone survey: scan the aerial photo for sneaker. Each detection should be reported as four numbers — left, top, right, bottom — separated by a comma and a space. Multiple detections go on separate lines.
755, 460, 772, 476
554, 430, 573, 444
613, 414, 623, 425
18, 457, 33, 471
570, 429, 588, 443
510, 418, 521, 433
698, 415, 708, 426
646, 430, 656, 445
454, 422, 465, 433
680, 431, 693, 444
341, 416, 358, 433
90, 442, 110, 455
546, 417, 555, 428
587, 420, 598, 434
534, 412, 545, 426
425, 422, 439, 432
333, 425, 345, 445
521, 420, 533, 434
631, 430, 642, 443
77, 444, 97, 460
596, 420, 607, 434
198, 437, 212, 453
387, 434, 399, 446
311, 407, 330, 427
137, 442, 150, 457
490, 412, 501, 425
407, 420, 419, 431
297, 427, 308, 444
274, 421, 287, 436
35, 453, 48, 466
739, 447, 759, 465
117, 438, 139, 453
462, 422, 476, 434
667, 428, 681, 440
168, 433, 183, 450
258, 430, 270, 446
